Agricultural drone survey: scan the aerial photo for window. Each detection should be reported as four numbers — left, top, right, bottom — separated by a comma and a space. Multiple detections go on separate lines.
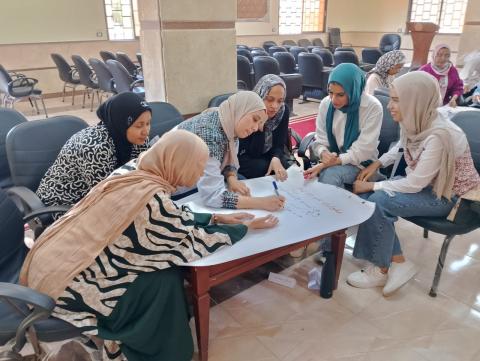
409, 0, 468, 34
279, 0, 326, 35
104, 0, 140, 40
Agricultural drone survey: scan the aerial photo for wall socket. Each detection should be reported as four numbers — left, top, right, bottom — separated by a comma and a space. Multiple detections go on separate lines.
96, 31, 103, 37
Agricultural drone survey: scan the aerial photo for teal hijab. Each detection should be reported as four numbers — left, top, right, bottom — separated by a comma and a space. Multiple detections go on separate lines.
326, 63, 366, 154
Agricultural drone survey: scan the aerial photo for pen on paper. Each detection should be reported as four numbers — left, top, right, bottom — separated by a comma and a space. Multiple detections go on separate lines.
272, 181, 280, 197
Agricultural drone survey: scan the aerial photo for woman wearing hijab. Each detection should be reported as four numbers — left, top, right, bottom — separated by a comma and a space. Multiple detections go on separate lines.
350, 72, 480, 296
303, 63, 383, 188
21, 130, 279, 361
364, 50, 406, 95
36, 92, 151, 208
178, 91, 286, 211
238, 75, 291, 180
460, 51, 480, 104
420, 44, 464, 107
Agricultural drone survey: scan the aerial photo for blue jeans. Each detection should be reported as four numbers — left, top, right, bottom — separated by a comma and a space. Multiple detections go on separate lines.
353, 187, 456, 268
318, 164, 360, 188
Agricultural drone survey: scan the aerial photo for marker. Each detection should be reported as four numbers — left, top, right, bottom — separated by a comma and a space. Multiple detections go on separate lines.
272, 181, 280, 197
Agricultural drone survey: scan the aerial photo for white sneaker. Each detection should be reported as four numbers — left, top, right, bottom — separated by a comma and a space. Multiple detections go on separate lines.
347, 264, 388, 288
383, 260, 418, 296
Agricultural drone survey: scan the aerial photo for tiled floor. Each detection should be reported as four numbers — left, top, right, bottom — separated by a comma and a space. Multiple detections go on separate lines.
12, 96, 480, 361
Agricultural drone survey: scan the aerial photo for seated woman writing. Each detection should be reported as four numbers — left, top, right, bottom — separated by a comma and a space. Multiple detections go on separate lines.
36, 92, 151, 208
178, 91, 286, 211
350, 72, 480, 296
304, 63, 383, 188
238, 74, 291, 181
20, 130, 278, 361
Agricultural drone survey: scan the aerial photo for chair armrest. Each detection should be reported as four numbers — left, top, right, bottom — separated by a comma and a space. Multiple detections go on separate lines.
0, 283, 55, 312
297, 132, 316, 158
7, 186, 45, 214
8, 77, 38, 94
23, 205, 71, 222
130, 78, 144, 91
289, 128, 302, 149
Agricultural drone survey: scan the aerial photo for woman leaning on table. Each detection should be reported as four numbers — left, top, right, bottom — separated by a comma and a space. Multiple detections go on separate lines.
20, 130, 278, 361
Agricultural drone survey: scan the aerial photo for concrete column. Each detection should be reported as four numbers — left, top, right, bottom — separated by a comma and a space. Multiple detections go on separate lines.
137, 0, 237, 115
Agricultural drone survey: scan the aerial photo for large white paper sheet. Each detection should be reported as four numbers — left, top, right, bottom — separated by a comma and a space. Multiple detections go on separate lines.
181, 166, 374, 266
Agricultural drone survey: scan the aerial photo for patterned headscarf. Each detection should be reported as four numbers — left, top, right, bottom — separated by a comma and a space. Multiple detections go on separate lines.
368, 50, 406, 88
253, 74, 286, 153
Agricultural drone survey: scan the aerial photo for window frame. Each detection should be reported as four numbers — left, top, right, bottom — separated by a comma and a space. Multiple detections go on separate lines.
104, 0, 140, 41
407, 0, 468, 35
278, 0, 328, 35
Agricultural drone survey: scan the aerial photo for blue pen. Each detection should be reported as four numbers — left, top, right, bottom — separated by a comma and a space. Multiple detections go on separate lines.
272, 181, 280, 197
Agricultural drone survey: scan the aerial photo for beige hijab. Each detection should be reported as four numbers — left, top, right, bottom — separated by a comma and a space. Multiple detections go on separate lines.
392, 71, 456, 200
20, 130, 209, 300
216, 91, 266, 169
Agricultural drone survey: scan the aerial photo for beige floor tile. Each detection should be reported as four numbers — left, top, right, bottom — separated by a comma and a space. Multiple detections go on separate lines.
206, 335, 276, 361
365, 346, 430, 361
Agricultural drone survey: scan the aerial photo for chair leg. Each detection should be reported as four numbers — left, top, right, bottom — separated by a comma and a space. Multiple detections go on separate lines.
90, 89, 95, 111
32, 97, 40, 114
39, 96, 48, 118
423, 228, 429, 238
429, 234, 455, 297
62, 83, 66, 102
72, 85, 76, 106
82, 87, 87, 108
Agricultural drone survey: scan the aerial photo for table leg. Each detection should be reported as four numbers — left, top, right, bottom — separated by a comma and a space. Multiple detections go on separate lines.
331, 230, 346, 290
191, 267, 211, 361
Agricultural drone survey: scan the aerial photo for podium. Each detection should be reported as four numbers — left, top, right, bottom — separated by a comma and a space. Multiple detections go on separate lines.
406, 22, 439, 69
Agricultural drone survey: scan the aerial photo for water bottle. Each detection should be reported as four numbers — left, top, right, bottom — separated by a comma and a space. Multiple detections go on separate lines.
320, 251, 335, 299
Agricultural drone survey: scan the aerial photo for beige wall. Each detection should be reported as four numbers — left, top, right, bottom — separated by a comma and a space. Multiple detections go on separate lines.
0, 0, 107, 44
457, 0, 480, 66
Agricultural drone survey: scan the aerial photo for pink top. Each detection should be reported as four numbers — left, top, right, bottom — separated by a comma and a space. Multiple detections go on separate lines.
419, 63, 464, 105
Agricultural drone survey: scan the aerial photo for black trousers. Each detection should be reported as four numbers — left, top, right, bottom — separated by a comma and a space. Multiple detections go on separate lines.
238, 153, 291, 179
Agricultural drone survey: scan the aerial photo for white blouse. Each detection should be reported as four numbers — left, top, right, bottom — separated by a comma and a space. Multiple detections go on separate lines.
374, 117, 468, 194
312, 93, 383, 166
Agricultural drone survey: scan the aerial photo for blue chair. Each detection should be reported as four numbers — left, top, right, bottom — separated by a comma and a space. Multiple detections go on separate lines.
404, 111, 480, 297
148, 101, 184, 139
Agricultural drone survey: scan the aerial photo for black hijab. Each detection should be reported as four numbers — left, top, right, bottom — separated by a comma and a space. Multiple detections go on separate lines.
96, 92, 151, 166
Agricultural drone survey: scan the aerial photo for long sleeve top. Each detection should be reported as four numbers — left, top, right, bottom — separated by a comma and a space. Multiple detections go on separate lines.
312, 93, 383, 166
239, 105, 290, 160
374, 117, 479, 195
178, 111, 239, 208
364, 73, 393, 96
52, 190, 247, 331
420, 63, 464, 105
36, 124, 148, 207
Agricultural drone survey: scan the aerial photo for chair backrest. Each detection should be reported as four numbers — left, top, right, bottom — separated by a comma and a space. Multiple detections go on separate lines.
6, 116, 88, 191
289, 46, 308, 63
298, 53, 325, 88
282, 40, 297, 46
312, 38, 325, 47
298, 38, 312, 48
273, 52, 297, 74
237, 44, 251, 51
373, 91, 400, 157
0, 109, 27, 189
99, 50, 117, 63
328, 27, 342, 50
379, 33, 401, 53
148, 101, 184, 139
312, 48, 334, 67
268, 46, 287, 57
237, 55, 253, 90
335, 47, 355, 53
71, 55, 96, 88
106, 59, 133, 93
362, 48, 383, 65
334, 50, 359, 66
116, 52, 138, 77
50, 53, 75, 83
0, 189, 27, 283
262, 41, 277, 52
451, 111, 480, 171
208, 93, 235, 107
236, 48, 253, 63
253, 56, 280, 84
251, 49, 269, 58
136, 52, 143, 67
89, 58, 114, 93
0, 65, 12, 94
